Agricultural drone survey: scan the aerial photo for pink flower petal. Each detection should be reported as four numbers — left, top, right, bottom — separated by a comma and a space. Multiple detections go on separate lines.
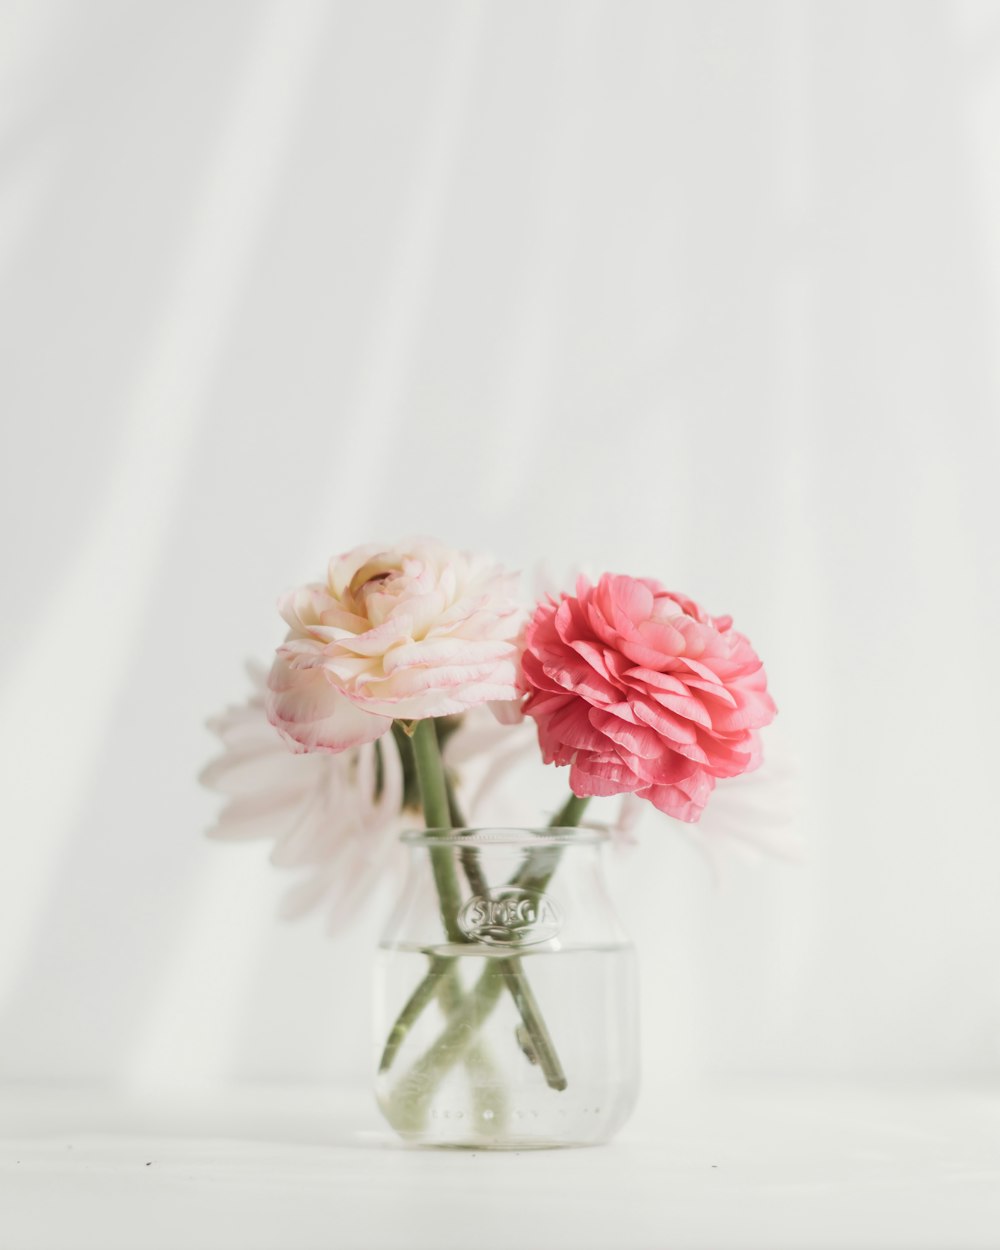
266, 655, 390, 753
521, 572, 776, 822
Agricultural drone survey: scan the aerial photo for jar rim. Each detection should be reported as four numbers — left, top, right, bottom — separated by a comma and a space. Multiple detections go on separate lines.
400, 825, 610, 847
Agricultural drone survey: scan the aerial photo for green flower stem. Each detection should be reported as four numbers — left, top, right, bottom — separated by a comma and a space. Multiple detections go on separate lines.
388, 934, 579, 1131
496, 957, 566, 1089
551, 791, 591, 828
385, 961, 507, 1134
437, 745, 567, 1092
377, 789, 591, 1083
444, 768, 467, 828
409, 718, 451, 828
409, 718, 463, 943
434, 960, 510, 1133
378, 954, 450, 1075
456, 836, 567, 1092
377, 719, 465, 1076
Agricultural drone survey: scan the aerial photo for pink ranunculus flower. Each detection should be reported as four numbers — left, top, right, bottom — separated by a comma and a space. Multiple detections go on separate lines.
520, 574, 776, 822
266, 539, 523, 753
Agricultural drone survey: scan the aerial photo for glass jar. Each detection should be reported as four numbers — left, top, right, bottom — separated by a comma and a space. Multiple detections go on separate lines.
373, 827, 638, 1149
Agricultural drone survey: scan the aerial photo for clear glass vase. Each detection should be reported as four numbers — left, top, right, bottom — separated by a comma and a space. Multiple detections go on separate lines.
373, 827, 639, 1149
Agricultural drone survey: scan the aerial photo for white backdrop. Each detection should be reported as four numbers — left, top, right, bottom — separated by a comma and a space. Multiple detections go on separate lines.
2, 0, 999, 1096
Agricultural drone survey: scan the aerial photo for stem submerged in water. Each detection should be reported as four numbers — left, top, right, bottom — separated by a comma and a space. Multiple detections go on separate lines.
378, 787, 591, 1088
456, 828, 567, 1092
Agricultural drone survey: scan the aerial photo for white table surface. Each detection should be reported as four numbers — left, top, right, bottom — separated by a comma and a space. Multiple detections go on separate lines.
2, 1084, 999, 1250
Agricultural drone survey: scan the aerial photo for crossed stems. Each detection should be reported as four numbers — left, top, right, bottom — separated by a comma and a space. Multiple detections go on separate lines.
377, 836, 574, 1087
379, 847, 571, 1136
380, 718, 589, 1097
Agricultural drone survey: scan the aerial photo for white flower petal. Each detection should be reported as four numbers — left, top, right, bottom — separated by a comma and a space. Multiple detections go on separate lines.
266, 654, 390, 753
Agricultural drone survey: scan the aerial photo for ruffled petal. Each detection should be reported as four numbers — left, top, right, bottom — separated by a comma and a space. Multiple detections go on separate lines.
520, 572, 776, 824
265, 654, 390, 753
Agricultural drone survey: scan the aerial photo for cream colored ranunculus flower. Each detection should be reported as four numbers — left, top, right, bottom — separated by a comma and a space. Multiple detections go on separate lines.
266, 539, 523, 753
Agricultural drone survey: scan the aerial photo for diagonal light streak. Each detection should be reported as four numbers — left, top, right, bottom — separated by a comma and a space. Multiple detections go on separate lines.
0, 0, 333, 1014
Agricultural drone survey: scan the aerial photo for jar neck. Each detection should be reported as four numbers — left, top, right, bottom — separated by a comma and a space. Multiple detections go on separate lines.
383, 825, 627, 954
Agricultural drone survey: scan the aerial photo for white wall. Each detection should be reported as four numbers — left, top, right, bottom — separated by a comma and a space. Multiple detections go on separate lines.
2, 0, 999, 1093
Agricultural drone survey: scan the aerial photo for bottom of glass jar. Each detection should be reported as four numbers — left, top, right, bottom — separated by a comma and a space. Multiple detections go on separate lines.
377, 1080, 637, 1150
374, 939, 639, 1149
400, 1137, 615, 1151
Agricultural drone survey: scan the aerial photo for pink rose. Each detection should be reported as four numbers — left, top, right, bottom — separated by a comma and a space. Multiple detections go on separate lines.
520, 574, 776, 822
266, 539, 523, 753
